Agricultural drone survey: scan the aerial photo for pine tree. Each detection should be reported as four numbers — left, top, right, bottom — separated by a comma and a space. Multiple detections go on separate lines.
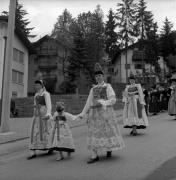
51, 9, 75, 80
15, 0, 35, 38
160, 17, 173, 36
145, 22, 159, 64
105, 9, 120, 60
75, 5, 105, 81
116, 0, 137, 48
1, 0, 35, 38
159, 17, 175, 65
67, 27, 87, 82
135, 0, 154, 41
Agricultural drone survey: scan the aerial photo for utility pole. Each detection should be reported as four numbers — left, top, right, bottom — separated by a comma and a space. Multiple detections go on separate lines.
125, 40, 128, 83
0, 0, 17, 133
125, 0, 129, 83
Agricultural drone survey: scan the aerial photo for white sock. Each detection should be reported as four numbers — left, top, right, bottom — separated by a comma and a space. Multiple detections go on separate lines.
91, 150, 98, 159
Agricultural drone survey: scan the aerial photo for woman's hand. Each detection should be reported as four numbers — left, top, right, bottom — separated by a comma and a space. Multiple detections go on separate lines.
140, 104, 145, 109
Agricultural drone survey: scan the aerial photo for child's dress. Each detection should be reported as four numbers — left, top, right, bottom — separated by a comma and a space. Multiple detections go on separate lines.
50, 111, 76, 152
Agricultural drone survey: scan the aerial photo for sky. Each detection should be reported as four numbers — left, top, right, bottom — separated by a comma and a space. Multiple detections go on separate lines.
0, 0, 176, 42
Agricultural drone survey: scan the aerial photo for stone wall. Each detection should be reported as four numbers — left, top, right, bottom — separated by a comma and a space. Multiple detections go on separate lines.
14, 94, 124, 117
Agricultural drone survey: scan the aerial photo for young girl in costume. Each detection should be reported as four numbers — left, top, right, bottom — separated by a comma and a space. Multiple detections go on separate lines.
50, 101, 78, 161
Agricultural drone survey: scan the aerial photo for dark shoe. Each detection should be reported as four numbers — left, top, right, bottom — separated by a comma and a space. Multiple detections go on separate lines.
56, 156, 64, 161
67, 152, 71, 157
130, 130, 134, 135
47, 149, 54, 155
87, 156, 99, 164
132, 130, 137, 136
107, 151, 112, 158
27, 154, 37, 160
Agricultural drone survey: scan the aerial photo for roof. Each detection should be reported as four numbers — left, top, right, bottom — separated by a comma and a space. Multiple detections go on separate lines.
32, 34, 72, 51
0, 16, 34, 54
112, 42, 140, 63
32, 35, 53, 47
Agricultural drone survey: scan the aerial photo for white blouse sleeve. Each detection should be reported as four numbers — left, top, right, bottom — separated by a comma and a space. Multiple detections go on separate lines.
122, 86, 128, 103
52, 111, 58, 121
33, 95, 37, 116
64, 112, 77, 121
137, 84, 145, 105
44, 91, 52, 116
81, 88, 93, 115
105, 84, 116, 105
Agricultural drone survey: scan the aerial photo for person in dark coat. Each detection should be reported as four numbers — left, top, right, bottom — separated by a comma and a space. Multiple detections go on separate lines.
159, 86, 168, 111
149, 85, 160, 115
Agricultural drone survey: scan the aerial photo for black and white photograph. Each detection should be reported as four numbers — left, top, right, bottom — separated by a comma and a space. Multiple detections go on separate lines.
0, 0, 176, 179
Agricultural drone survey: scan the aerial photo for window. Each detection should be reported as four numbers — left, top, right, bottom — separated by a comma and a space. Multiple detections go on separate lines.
12, 70, 24, 85
125, 64, 130, 69
108, 67, 114, 74
135, 64, 142, 69
12, 70, 18, 83
115, 70, 118, 76
18, 72, 24, 84
19, 51, 24, 64
13, 48, 24, 64
12, 91, 17, 98
13, 48, 18, 62
107, 76, 111, 83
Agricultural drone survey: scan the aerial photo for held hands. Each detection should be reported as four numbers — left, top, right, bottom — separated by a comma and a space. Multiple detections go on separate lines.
76, 113, 84, 120
41, 115, 50, 121
140, 104, 145, 109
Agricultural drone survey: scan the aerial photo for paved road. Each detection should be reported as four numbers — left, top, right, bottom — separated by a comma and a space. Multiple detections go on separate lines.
1, 113, 176, 180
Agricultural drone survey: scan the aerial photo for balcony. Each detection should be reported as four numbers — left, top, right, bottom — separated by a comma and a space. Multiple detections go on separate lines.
43, 74, 57, 81
38, 59, 57, 69
37, 48, 58, 56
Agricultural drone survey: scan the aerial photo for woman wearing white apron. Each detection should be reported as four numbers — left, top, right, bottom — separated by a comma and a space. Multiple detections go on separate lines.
122, 74, 149, 136
168, 77, 176, 119
79, 63, 125, 164
27, 80, 53, 160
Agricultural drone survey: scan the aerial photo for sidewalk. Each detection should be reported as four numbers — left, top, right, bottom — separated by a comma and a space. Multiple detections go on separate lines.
0, 109, 123, 145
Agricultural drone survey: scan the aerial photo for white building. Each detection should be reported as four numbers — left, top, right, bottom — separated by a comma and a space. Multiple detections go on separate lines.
112, 43, 157, 84
0, 16, 32, 98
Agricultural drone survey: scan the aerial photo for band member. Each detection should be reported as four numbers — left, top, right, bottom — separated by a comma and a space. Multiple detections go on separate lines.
149, 85, 160, 115
122, 74, 148, 136
79, 63, 125, 164
27, 80, 53, 160
141, 83, 149, 115
159, 85, 168, 111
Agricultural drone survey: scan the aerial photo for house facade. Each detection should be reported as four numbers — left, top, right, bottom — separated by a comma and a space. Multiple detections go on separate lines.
112, 44, 161, 85
0, 16, 31, 98
28, 35, 68, 95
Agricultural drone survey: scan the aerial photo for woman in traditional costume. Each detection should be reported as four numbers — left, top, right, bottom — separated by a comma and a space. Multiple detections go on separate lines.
122, 74, 148, 136
168, 77, 176, 119
50, 101, 76, 161
79, 63, 125, 164
27, 80, 53, 160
